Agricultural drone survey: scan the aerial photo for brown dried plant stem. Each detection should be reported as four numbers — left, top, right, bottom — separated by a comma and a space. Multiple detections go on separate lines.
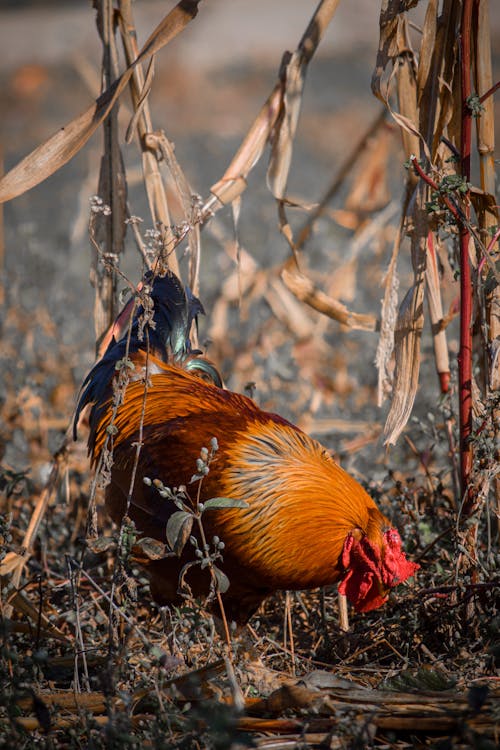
479, 79, 500, 103
475, 0, 500, 514
117, 0, 180, 278
92, 0, 126, 346
458, 0, 474, 513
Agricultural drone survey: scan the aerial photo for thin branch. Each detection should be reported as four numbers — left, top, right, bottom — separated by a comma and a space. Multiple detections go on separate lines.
479, 79, 500, 103
458, 0, 474, 510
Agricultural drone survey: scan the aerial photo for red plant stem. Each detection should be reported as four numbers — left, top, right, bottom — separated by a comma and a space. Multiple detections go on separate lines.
410, 156, 461, 223
459, 0, 474, 512
479, 79, 500, 104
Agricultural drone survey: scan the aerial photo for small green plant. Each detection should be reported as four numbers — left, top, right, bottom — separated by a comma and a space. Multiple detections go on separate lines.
426, 173, 471, 214
465, 93, 485, 118
144, 438, 248, 645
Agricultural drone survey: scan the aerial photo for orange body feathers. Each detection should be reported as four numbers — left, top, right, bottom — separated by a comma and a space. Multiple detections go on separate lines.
76, 272, 418, 625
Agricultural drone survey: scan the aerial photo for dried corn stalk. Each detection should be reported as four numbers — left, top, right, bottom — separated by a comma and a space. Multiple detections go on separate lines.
474, 0, 499, 510
372, 1, 464, 443
117, 0, 179, 278
91, 0, 127, 344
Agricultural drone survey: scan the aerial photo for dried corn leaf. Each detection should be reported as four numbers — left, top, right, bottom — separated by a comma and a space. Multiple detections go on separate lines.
281, 268, 378, 332
344, 125, 392, 213
148, 131, 201, 296
416, 0, 438, 109
372, 0, 418, 103
268, 0, 340, 257
267, 50, 304, 200
417, 0, 460, 160
430, 0, 461, 158
425, 232, 450, 392
0, 0, 201, 203
391, 106, 432, 163
384, 282, 424, 445
269, 6, 336, 196
373, 5, 432, 164
118, 5, 178, 274
267, 276, 315, 340
417, 0, 450, 157
210, 84, 282, 206
396, 53, 420, 162
125, 55, 155, 144
384, 183, 427, 445
375, 214, 404, 406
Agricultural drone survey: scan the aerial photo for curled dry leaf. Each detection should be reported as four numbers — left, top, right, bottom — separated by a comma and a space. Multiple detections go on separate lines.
372, 0, 417, 102
383, 281, 425, 446
267, 0, 342, 199
209, 84, 283, 207
132, 536, 167, 561
267, 50, 305, 201
0, 0, 201, 203
375, 214, 403, 407
266, 276, 315, 340
373, 3, 431, 164
281, 267, 378, 332
166, 510, 193, 556
384, 182, 428, 445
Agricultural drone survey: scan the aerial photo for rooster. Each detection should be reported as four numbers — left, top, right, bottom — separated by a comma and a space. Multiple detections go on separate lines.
75, 270, 418, 625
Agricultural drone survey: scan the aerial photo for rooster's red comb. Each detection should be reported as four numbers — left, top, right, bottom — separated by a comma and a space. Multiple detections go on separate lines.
338, 528, 419, 612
